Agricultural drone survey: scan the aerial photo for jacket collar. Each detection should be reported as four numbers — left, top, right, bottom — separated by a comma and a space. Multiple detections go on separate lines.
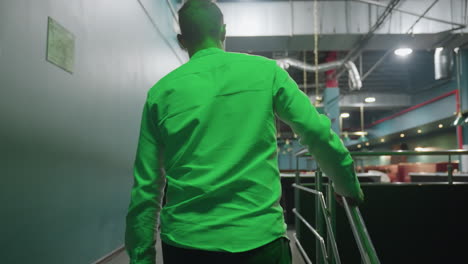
190, 47, 225, 60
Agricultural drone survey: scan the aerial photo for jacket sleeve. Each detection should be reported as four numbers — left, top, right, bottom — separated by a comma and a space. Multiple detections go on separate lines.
272, 64, 364, 201
125, 100, 166, 264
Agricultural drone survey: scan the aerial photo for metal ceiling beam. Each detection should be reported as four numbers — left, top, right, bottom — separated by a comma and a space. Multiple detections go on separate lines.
354, 0, 465, 27
218, 1, 467, 37
361, 49, 393, 81
225, 34, 468, 52
341, 0, 401, 63
336, 0, 401, 78
339, 93, 412, 109
298, 83, 325, 90
351, 0, 452, 83
304, 92, 412, 108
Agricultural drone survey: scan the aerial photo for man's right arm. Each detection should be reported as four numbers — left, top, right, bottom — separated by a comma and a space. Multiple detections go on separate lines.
272, 64, 364, 202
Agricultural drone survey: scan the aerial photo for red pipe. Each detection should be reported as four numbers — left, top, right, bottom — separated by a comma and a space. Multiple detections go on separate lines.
455, 89, 461, 113
370, 90, 458, 126
325, 52, 338, 88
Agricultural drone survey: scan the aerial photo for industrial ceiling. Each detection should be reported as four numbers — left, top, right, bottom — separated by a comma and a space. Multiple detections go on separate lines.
177, 0, 466, 138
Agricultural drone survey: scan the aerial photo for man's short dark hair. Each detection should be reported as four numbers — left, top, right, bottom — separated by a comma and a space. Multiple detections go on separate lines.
178, 0, 224, 44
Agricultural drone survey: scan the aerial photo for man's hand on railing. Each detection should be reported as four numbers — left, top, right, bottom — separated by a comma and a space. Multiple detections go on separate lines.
334, 192, 364, 207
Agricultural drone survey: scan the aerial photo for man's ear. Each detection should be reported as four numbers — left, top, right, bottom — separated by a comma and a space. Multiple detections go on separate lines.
220, 24, 226, 42
177, 34, 186, 50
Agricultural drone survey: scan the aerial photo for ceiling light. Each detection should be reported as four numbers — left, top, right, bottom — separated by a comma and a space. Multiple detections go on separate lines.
452, 112, 464, 126
365, 142, 370, 146
380, 138, 385, 143
343, 134, 351, 144
359, 135, 369, 142
364, 97, 376, 103
340, 112, 350, 118
394, 48, 413, 57
417, 129, 422, 134
357, 144, 362, 148
343, 138, 351, 144
400, 133, 405, 138
438, 124, 443, 128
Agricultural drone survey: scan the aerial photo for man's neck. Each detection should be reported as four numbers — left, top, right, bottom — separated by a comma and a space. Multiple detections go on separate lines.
188, 39, 224, 58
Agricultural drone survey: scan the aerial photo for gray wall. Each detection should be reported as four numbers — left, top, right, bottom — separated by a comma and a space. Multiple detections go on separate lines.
0, 0, 185, 263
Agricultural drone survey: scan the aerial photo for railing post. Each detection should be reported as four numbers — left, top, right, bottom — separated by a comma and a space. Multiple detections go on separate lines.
448, 154, 453, 184
327, 180, 337, 264
295, 156, 301, 239
316, 167, 325, 264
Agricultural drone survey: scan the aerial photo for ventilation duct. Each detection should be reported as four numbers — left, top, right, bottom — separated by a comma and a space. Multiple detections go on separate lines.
276, 58, 362, 91
344, 61, 362, 91
434, 47, 454, 80
276, 58, 343, 72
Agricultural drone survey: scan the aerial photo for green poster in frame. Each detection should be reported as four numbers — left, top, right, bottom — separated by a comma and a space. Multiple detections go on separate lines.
46, 17, 75, 73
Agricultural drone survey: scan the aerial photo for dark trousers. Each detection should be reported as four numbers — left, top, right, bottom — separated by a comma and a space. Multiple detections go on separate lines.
162, 237, 292, 264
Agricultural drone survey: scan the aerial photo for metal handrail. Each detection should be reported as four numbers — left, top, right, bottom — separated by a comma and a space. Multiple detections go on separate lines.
296, 149, 468, 157
293, 169, 380, 264
293, 184, 342, 264
293, 148, 468, 264
342, 197, 381, 264
293, 149, 468, 264
293, 208, 330, 264
293, 233, 313, 264
294, 150, 385, 264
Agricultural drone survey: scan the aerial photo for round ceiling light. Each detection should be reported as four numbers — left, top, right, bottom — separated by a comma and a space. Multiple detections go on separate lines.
365, 97, 376, 103
394, 48, 413, 57
340, 112, 350, 118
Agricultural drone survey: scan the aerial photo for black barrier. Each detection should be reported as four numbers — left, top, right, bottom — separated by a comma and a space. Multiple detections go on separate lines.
296, 183, 468, 263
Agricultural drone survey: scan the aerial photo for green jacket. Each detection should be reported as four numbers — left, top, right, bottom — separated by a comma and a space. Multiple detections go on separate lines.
125, 47, 363, 264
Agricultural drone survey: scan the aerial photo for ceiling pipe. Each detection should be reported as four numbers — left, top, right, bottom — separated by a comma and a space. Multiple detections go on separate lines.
344, 61, 362, 91
325, 52, 339, 88
298, 83, 325, 89
277, 58, 343, 73
276, 58, 362, 91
